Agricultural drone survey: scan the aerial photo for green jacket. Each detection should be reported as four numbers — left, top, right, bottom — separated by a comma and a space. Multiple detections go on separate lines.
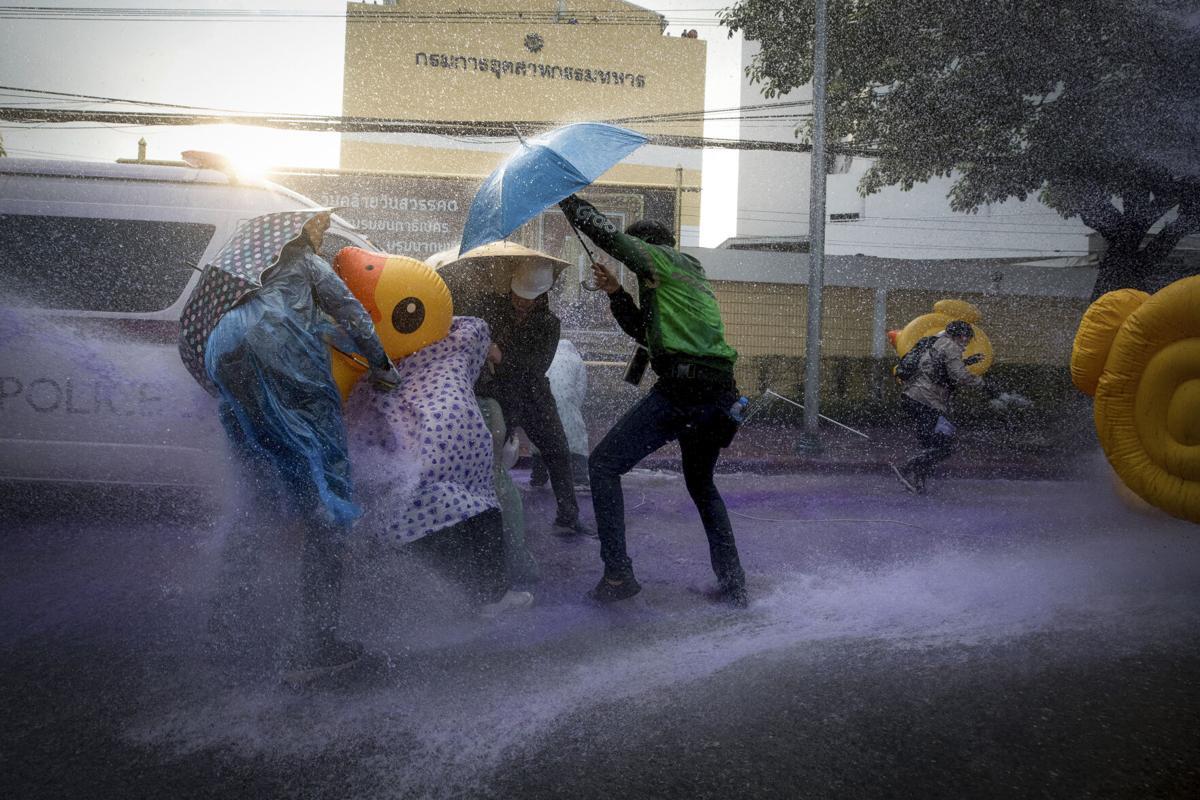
560, 195, 737, 373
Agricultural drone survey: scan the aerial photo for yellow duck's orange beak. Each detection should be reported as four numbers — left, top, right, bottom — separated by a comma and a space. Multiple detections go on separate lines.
327, 246, 455, 401
333, 247, 386, 323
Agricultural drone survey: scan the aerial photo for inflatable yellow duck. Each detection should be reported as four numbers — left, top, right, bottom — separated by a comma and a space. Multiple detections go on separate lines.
329, 247, 454, 400
1071, 275, 1200, 524
887, 298, 995, 376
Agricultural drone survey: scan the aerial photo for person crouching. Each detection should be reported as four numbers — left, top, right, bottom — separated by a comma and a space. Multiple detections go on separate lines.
345, 316, 533, 617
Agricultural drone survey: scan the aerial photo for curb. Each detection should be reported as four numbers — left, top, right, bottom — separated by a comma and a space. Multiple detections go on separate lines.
638, 456, 1082, 481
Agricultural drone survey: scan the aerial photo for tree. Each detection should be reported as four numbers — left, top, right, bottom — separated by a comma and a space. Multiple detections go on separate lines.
720, 0, 1200, 295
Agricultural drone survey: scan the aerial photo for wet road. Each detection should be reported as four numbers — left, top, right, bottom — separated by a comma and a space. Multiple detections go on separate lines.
2, 470, 1199, 799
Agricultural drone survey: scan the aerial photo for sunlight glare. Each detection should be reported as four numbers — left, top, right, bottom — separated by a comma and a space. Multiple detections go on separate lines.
200, 124, 327, 180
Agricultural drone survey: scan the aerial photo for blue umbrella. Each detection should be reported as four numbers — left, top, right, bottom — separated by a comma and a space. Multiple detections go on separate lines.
459, 122, 648, 255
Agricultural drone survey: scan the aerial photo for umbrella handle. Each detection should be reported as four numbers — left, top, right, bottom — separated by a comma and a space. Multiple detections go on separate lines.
563, 209, 606, 292
565, 212, 597, 264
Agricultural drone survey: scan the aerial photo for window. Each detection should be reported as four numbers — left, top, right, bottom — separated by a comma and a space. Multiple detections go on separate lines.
0, 215, 215, 312
827, 154, 854, 175
318, 232, 358, 263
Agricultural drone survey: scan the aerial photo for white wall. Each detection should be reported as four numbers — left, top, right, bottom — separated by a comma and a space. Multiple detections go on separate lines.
693, 19, 743, 247
708, 37, 1091, 260
828, 175, 1090, 260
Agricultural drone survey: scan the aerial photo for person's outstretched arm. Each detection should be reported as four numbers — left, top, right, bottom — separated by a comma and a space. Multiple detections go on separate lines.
591, 261, 646, 344
559, 194, 656, 279
305, 253, 389, 369
943, 346, 984, 389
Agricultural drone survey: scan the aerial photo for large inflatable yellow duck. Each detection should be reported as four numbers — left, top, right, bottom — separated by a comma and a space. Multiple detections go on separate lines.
887, 298, 995, 376
329, 247, 454, 400
1071, 275, 1200, 524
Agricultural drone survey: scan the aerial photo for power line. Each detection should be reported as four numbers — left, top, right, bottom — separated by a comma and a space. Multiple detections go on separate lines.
2, 156, 1083, 255
0, 5, 688, 14
0, 84, 301, 115
611, 100, 813, 124
0, 87, 838, 153
0, 86, 813, 124
0, 7, 725, 26
0, 110, 813, 128
0, 107, 867, 155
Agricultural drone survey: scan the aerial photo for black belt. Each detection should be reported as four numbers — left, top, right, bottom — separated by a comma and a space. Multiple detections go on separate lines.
664, 360, 734, 384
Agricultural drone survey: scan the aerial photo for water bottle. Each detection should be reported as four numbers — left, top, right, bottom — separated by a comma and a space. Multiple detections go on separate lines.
729, 396, 749, 424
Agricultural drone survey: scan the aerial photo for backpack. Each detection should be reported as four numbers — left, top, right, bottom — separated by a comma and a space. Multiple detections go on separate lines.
895, 335, 939, 383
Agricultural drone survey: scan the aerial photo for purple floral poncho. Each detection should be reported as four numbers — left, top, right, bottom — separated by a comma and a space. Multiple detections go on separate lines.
345, 317, 498, 544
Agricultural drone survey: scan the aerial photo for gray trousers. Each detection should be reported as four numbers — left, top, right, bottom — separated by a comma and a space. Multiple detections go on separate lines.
478, 396, 539, 584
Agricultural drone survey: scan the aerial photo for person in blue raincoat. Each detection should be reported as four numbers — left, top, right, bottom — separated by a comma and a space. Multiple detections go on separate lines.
205, 211, 400, 673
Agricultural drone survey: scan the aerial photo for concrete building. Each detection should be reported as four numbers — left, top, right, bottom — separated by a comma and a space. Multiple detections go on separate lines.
270, 3, 1103, 409
336, 0, 707, 251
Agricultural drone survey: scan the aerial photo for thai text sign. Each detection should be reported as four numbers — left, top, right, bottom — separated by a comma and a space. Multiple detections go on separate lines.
415, 53, 646, 87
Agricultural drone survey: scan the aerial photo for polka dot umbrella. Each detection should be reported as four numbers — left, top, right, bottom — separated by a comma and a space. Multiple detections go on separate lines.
178, 208, 331, 395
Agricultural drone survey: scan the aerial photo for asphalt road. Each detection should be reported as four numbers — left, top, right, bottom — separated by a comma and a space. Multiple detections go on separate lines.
2, 470, 1198, 799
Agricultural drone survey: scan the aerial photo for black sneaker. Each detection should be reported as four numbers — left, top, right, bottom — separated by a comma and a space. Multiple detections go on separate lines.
890, 463, 918, 494
305, 638, 364, 670
703, 584, 749, 609
553, 518, 597, 538
282, 638, 364, 687
587, 575, 642, 603
530, 457, 549, 488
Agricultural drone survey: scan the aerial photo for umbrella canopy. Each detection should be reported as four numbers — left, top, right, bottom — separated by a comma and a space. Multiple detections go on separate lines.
458, 122, 648, 255
178, 208, 329, 393
436, 241, 570, 315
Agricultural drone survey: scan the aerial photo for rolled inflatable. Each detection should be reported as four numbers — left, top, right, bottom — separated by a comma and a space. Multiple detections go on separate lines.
1108, 457, 1159, 516
1069, 288, 1149, 396
1083, 275, 1200, 524
889, 300, 994, 376
329, 247, 454, 400
932, 299, 982, 324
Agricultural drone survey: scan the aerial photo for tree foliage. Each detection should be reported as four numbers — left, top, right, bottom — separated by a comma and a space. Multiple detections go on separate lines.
720, 0, 1200, 294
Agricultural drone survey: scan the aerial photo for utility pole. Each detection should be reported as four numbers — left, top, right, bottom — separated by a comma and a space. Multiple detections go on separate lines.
673, 164, 684, 245
799, 0, 828, 453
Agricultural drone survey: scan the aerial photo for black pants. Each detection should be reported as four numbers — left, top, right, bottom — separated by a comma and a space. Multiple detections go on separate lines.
300, 518, 346, 651
411, 508, 507, 605
509, 388, 579, 525
531, 452, 589, 487
588, 381, 745, 591
900, 395, 955, 480
214, 428, 349, 655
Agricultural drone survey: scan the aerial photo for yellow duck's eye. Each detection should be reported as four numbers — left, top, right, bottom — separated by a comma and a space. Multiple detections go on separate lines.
391, 296, 426, 333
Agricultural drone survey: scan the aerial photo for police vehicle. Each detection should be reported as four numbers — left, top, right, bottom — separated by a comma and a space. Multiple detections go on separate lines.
0, 155, 374, 488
